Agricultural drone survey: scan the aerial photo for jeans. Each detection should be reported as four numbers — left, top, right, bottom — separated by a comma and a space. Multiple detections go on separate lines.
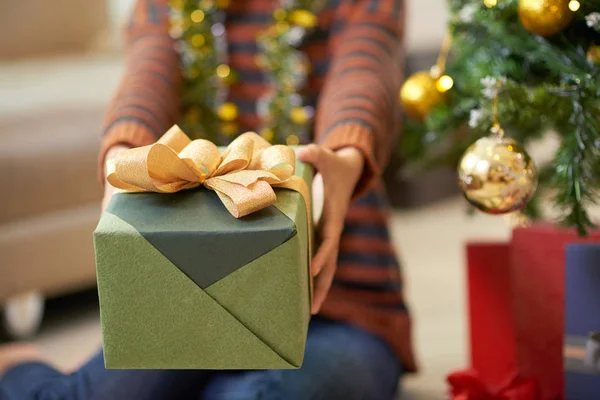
0, 317, 402, 400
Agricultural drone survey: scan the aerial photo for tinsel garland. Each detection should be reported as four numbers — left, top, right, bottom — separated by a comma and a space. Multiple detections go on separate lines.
168, 0, 326, 145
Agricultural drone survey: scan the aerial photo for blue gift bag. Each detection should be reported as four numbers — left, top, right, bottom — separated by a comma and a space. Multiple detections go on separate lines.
565, 244, 600, 399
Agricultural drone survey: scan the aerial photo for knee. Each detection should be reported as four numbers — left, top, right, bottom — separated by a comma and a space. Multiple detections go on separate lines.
319, 350, 396, 398
301, 334, 401, 399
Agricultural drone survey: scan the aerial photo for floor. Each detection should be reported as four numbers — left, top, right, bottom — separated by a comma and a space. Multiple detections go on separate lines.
29, 195, 512, 400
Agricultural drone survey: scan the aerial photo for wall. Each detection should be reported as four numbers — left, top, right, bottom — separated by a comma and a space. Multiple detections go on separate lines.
406, 0, 448, 52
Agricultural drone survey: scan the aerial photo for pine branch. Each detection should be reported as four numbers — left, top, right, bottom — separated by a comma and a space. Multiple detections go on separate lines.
550, 95, 599, 234
399, 1, 600, 233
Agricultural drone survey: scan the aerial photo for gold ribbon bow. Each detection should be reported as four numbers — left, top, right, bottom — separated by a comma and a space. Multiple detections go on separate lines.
107, 125, 311, 221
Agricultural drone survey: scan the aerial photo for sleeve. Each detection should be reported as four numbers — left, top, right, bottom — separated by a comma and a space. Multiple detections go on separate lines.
98, 0, 182, 176
314, 0, 405, 195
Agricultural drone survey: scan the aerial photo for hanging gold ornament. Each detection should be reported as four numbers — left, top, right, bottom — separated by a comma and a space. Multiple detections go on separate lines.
458, 80, 538, 214
400, 71, 445, 121
399, 35, 453, 121
458, 136, 538, 214
518, 0, 578, 37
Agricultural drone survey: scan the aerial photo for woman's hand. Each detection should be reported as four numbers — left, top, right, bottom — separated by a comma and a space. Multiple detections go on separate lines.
101, 145, 131, 212
296, 145, 364, 314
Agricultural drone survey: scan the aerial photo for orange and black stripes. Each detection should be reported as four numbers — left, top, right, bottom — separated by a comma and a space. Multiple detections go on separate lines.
316, 0, 404, 180
100, 0, 415, 372
101, 0, 182, 166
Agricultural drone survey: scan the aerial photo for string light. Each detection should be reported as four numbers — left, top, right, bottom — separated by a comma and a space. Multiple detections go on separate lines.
191, 10, 205, 23
217, 103, 238, 122
171, 0, 324, 142
437, 75, 454, 93
289, 10, 318, 28
290, 107, 309, 124
216, 64, 231, 78
260, 128, 275, 142
221, 122, 238, 136
276, 21, 290, 34
273, 8, 287, 21
286, 135, 300, 145
185, 107, 201, 125
568, 0, 580, 11
191, 34, 205, 47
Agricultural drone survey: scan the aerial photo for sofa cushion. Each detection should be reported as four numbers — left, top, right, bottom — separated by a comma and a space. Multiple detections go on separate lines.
0, 203, 99, 301
0, 0, 108, 59
0, 108, 104, 224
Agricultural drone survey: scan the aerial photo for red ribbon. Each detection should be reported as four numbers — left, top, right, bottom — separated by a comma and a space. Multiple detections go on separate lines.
447, 369, 539, 400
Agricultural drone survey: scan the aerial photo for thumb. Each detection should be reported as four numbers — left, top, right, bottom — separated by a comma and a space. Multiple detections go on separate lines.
296, 144, 324, 167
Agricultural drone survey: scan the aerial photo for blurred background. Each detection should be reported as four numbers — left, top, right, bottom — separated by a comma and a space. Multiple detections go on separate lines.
0, 1, 515, 398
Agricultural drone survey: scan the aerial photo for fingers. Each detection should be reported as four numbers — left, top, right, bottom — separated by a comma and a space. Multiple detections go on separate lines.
310, 206, 343, 314
311, 198, 344, 276
312, 254, 338, 314
311, 236, 336, 277
297, 144, 334, 170
297, 143, 353, 314
102, 182, 116, 212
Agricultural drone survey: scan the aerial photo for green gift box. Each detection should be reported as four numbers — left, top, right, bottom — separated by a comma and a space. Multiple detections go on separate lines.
94, 141, 312, 370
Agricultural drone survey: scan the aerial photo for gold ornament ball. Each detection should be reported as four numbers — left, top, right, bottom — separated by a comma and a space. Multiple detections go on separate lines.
518, 0, 574, 37
400, 71, 445, 121
457, 136, 538, 215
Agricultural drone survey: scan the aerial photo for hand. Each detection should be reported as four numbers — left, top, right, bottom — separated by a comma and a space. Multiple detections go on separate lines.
102, 145, 130, 212
0, 343, 44, 377
296, 145, 364, 314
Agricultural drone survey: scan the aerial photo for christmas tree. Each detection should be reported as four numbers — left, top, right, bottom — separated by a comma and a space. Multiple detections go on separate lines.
400, 0, 600, 234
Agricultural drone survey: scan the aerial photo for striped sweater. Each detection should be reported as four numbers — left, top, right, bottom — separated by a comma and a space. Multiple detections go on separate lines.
101, 0, 415, 372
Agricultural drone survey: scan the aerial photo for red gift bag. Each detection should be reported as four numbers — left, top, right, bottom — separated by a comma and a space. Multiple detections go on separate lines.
460, 223, 600, 400
467, 242, 518, 387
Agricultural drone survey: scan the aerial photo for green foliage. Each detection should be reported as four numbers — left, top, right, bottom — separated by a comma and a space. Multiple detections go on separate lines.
402, 0, 600, 233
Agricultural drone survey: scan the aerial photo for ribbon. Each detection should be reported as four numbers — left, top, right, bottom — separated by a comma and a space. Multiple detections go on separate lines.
108, 124, 310, 217
447, 369, 539, 400
107, 125, 312, 263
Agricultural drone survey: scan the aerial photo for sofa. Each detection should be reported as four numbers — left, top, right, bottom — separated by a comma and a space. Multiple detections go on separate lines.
0, 106, 105, 338
0, 0, 117, 339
